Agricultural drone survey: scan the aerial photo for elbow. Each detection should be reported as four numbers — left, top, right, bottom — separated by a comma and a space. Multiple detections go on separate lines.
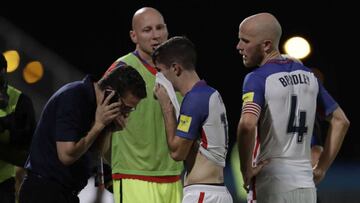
331, 107, 350, 131
58, 154, 75, 166
237, 120, 256, 137
343, 117, 350, 129
335, 113, 350, 131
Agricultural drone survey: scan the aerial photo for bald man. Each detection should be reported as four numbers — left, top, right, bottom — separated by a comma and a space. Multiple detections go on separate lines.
104, 7, 183, 203
236, 13, 349, 203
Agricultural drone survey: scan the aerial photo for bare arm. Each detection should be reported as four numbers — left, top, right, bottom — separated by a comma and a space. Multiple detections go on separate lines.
311, 145, 323, 168
56, 123, 104, 165
57, 91, 121, 166
237, 101, 269, 192
237, 113, 258, 187
154, 84, 193, 161
313, 106, 350, 184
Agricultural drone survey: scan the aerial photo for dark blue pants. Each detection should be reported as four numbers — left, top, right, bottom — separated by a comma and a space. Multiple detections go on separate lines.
19, 172, 79, 203
0, 177, 15, 203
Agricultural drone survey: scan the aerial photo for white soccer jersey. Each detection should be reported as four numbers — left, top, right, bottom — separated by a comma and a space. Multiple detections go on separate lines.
242, 59, 338, 195
176, 80, 229, 167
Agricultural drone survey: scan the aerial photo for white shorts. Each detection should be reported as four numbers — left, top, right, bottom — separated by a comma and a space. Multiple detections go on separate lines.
247, 189, 256, 203
257, 188, 316, 203
183, 184, 233, 203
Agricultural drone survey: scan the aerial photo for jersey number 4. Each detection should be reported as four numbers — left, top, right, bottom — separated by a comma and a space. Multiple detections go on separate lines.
287, 95, 308, 143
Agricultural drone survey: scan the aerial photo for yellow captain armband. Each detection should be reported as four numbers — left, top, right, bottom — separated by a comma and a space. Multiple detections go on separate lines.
242, 92, 254, 103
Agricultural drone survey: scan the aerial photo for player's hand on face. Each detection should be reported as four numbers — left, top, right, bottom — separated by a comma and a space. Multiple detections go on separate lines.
95, 91, 121, 129
153, 83, 174, 113
153, 83, 171, 104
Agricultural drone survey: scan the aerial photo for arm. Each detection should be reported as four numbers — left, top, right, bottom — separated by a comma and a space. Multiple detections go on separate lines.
57, 91, 121, 166
237, 112, 260, 189
154, 84, 193, 161
56, 123, 105, 165
311, 145, 323, 168
311, 116, 324, 168
237, 102, 268, 191
313, 106, 349, 184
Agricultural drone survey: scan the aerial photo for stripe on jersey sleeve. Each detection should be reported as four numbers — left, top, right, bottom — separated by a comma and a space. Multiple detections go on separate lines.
242, 102, 261, 118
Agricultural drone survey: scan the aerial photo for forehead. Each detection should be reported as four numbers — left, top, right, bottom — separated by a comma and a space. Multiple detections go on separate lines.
135, 11, 165, 29
121, 91, 139, 103
238, 23, 258, 41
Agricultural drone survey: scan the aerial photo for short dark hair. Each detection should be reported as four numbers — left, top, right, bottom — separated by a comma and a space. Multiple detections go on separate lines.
0, 54, 7, 71
152, 36, 197, 70
98, 65, 146, 99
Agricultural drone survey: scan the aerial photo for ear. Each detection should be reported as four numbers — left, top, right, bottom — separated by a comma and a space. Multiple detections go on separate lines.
263, 40, 272, 53
172, 63, 182, 77
130, 30, 137, 43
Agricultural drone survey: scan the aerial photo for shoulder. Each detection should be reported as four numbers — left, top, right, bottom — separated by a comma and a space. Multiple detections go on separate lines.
182, 84, 217, 113
186, 83, 216, 101
54, 79, 92, 106
243, 70, 267, 89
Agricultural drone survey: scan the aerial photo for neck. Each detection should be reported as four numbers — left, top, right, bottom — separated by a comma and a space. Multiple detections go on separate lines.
260, 50, 281, 66
178, 71, 200, 96
136, 48, 154, 67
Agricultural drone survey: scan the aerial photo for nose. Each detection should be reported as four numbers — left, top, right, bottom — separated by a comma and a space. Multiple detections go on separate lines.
236, 42, 243, 54
236, 41, 241, 50
152, 29, 162, 39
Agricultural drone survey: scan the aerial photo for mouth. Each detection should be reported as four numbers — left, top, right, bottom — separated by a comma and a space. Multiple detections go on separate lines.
152, 43, 160, 50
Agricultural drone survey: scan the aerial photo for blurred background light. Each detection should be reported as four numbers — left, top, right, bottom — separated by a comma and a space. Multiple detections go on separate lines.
283, 36, 311, 59
3, 50, 20, 72
22, 61, 44, 84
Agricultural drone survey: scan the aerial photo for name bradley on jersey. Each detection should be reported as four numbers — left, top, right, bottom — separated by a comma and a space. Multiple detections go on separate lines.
278, 73, 310, 87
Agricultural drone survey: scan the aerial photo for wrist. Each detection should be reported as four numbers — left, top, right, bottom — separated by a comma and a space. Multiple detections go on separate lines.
93, 122, 105, 133
161, 102, 174, 114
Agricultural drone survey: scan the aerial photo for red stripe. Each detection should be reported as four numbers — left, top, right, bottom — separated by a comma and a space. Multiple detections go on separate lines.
133, 51, 157, 75
242, 106, 260, 111
244, 102, 261, 108
243, 103, 261, 112
242, 109, 260, 117
243, 102, 261, 108
253, 134, 260, 160
103, 60, 127, 77
201, 128, 208, 149
252, 176, 257, 200
143, 62, 157, 76
112, 174, 180, 183
242, 102, 261, 117
198, 192, 205, 203
106, 62, 118, 74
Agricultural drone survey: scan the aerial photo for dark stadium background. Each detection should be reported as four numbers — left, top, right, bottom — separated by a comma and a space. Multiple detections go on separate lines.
2, 1, 358, 202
